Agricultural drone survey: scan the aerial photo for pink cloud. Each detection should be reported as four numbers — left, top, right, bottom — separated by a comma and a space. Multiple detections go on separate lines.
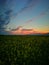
10, 26, 40, 35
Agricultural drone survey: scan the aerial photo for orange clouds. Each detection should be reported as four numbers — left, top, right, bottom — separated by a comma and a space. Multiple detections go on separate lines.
7, 26, 49, 35
10, 26, 40, 35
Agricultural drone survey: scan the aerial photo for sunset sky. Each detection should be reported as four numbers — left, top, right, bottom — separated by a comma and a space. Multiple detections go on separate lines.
0, 0, 49, 35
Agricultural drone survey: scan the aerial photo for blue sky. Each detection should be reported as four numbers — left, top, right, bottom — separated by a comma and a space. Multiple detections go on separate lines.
0, 0, 49, 35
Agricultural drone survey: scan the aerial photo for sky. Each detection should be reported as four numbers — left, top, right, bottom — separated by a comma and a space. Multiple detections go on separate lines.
0, 0, 49, 35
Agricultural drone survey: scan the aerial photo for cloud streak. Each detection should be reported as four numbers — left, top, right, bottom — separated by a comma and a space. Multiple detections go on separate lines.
13, 0, 40, 17
24, 7, 49, 25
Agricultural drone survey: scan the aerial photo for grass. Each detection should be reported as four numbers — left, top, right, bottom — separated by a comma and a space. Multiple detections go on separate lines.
0, 35, 49, 65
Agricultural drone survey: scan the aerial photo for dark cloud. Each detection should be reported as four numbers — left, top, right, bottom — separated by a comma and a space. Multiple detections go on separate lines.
0, 0, 14, 34
5, 10, 12, 15
0, 0, 6, 5
22, 29, 33, 31
0, 9, 13, 34
11, 26, 22, 31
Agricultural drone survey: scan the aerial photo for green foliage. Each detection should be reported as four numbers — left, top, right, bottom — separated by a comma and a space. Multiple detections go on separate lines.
0, 35, 49, 65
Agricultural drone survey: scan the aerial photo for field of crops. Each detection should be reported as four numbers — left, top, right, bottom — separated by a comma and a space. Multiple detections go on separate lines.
0, 35, 49, 65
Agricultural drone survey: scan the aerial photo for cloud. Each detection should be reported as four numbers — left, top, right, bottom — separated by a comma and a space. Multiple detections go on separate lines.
1, 25, 48, 35
14, 0, 40, 17
0, 0, 13, 34
10, 26, 39, 35
5, 10, 12, 15
0, 0, 15, 34
40, 7, 49, 16
24, 7, 49, 25
9, 25, 49, 35
0, 0, 6, 6
0, 9, 13, 34
11, 26, 23, 31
